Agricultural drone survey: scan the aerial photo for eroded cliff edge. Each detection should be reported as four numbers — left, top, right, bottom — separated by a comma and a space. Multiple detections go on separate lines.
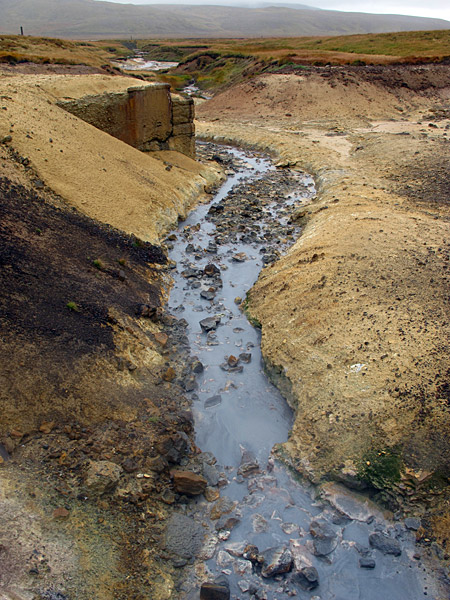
197, 64, 450, 551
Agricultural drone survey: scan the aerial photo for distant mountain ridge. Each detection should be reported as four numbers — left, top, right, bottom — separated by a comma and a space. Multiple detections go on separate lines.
0, 0, 448, 39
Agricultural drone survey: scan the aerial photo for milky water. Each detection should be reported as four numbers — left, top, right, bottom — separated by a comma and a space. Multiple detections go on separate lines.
167, 144, 439, 599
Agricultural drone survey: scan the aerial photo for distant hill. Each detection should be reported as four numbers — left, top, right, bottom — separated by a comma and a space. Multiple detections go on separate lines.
0, 0, 448, 39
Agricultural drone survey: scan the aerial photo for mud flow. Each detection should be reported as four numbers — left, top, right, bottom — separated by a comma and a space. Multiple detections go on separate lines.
165, 143, 438, 599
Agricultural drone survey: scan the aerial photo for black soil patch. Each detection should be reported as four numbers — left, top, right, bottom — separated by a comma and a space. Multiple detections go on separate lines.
0, 177, 165, 359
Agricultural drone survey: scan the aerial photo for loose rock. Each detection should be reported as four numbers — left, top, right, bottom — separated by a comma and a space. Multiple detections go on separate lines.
172, 470, 207, 495
261, 546, 294, 578
369, 532, 402, 556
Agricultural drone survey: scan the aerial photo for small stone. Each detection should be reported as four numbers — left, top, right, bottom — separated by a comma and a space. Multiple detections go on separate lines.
239, 352, 252, 363
160, 488, 176, 504
201, 289, 216, 301
122, 458, 138, 473
233, 559, 253, 576
309, 519, 338, 556
232, 252, 247, 262
84, 460, 123, 496
202, 462, 221, 486
204, 487, 220, 502
369, 532, 402, 556
164, 513, 203, 559
172, 558, 187, 568
225, 541, 247, 557
288, 208, 307, 223
261, 546, 294, 578
162, 367, 176, 382
252, 513, 268, 533
234, 296, 242, 305
200, 578, 230, 600
183, 374, 197, 391
39, 421, 55, 434
281, 522, 298, 535
359, 557, 376, 569
404, 517, 421, 531
238, 580, 250, 593
227, 355, 239, 367
210, 496, 235, 520
192, 359, 204, 373
238, 448, 259, 477
243, 544, 264, 564
53, 507, 70, 519
205, 394, 222, 408
200, 316, 221, 332
145, 455, 168, 473
1, 135, 12, 144
216, 515, 240, 531
172, 470, 207, 496
292, 566, 319, 591
204, 263, 220, 276
154, 332, 168, 346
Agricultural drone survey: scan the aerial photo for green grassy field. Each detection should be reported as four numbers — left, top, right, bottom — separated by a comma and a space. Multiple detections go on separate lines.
0, 36, 128, 67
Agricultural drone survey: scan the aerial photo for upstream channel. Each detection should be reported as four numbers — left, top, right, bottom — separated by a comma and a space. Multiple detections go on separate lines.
165, 142, 439, 599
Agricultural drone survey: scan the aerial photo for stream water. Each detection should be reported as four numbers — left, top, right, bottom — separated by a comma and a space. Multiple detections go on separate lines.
165, 143, 438, 599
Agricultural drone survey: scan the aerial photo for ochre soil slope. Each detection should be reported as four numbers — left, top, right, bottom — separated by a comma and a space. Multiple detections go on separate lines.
0, 73, 219, 242
197, 64, 450, 540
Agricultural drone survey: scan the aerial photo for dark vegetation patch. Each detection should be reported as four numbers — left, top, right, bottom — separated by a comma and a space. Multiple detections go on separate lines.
0, 177, 166, 359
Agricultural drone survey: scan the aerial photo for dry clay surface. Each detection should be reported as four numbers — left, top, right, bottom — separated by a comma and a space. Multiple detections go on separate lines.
0, 73, 220, 242
197, 67, 450, 534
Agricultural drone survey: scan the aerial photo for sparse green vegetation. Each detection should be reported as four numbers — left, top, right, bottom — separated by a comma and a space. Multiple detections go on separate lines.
66, 301, 80, 312
92, 258, 104, 270
357, 446, 403, 491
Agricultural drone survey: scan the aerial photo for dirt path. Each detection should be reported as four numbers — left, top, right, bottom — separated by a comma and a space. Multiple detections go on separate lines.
197, 65, 450, 555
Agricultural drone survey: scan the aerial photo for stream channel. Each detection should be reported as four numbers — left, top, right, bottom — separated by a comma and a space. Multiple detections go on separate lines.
165, 142, 438, 599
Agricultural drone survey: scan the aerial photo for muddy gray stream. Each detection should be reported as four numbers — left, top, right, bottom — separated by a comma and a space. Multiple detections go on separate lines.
166, 143, 438, 599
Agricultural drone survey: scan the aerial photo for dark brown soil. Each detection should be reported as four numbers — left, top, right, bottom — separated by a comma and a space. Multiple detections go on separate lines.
271, 63, 450, 93
0, 177, 172, 438
0, 176, 200, 599
0, 177, 165, 358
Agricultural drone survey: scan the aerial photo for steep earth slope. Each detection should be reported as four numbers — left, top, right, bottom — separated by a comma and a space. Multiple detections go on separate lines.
0, 72, 221, 600
0, 73, 219, 242
197, 64, 450, 546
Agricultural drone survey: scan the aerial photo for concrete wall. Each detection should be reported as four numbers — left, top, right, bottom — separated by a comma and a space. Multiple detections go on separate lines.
57, 83, 195, 158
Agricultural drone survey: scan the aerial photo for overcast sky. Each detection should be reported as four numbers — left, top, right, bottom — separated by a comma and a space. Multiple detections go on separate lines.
98, 0, 450, 21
